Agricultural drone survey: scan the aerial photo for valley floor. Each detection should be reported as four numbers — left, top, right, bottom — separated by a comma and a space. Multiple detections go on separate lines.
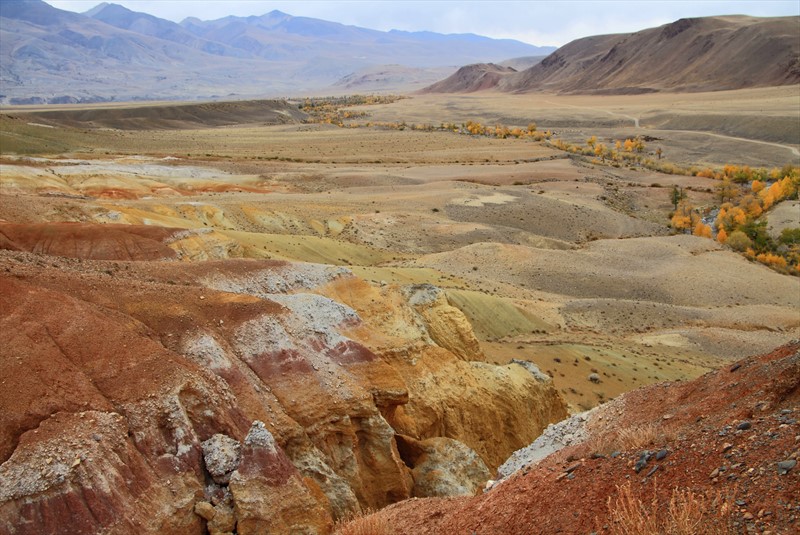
0, 89, 798, 533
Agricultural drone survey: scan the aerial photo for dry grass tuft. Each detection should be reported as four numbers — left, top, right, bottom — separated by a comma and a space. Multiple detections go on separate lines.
605, 481, 735, 535
607, 481, 660, 534
333, 509, 391, 535
613, 423, 661, 451
580, 423, 667, 457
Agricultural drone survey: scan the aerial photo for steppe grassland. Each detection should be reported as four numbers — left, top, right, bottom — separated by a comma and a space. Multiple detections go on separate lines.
361, 87, 800, 125
0, 113, 554, 163
357, 87, 800, 166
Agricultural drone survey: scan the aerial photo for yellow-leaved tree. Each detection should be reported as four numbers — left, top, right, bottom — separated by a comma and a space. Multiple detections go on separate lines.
740, 194, 763, 218
671, 200, 696, 232
623, 138, 635, 152
716, 204, 747, 232
594, 143, 607, 162
693, 222, 712, 238
716, 179, 739, 204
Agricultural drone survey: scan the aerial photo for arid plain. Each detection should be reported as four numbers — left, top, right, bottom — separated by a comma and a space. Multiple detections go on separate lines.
2, 87, 798, 412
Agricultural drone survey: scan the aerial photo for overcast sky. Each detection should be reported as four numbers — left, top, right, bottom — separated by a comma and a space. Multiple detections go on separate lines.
46, 1, 800, 47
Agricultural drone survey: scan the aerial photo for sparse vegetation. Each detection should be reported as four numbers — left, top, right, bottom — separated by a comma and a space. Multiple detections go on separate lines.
612, 423, 661, 451
299, 95, 407, 126
2, 87, 796, 418
333, 509, 391, 535
605, 482, 735, 535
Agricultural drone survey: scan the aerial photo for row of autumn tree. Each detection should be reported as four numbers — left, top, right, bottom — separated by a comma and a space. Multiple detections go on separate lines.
298, 95, 406, 125
298, 96, 651, 158
670, 165, 800, 273
295, 95, 799, 273
297, 97, 555, 140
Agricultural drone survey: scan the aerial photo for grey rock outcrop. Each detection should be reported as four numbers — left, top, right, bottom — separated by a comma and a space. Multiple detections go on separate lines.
202, 434, 242, 484
497, 408, 594, 479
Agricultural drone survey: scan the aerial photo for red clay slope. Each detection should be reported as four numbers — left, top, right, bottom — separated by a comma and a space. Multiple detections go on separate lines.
358, 341, 800, 534
0, 222, 180, 260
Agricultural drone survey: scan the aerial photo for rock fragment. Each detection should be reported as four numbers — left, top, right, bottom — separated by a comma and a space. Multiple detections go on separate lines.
202, 434, 242, 484
194, 501, 216, 521
634, 451, 651, 473
777, 460, 796, 475
565, 462, 581, 474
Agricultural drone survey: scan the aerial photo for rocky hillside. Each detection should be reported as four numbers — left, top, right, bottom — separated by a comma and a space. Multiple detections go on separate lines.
0, 222, 567, 534
346, 341, 800, 533
423, 15, 800, 94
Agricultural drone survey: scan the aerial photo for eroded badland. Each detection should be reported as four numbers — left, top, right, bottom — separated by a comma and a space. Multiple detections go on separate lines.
1, 88, 799, 533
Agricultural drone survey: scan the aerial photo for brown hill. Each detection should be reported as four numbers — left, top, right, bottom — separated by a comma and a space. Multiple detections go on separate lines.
344, 341, 800, 534
424, 15, 800, 94
420, 63, 517, 94
498, 55, 546, 71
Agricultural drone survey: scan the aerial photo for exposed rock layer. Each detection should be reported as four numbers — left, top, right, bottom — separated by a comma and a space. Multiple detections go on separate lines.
0, 232, 567, 534
354, 342, 800, 534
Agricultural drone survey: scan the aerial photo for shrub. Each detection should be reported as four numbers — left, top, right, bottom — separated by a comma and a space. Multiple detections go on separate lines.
779, 227, 800, 245
755, 252, 788, 268
725, 230, 752, 252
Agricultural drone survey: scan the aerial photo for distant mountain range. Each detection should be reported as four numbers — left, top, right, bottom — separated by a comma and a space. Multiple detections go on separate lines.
0, 0, 554, 104
423, 15, 800, 94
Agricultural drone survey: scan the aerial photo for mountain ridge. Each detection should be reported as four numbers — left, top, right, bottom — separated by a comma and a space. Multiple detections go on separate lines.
0, 0, 554, 104
423, 15, 800, 95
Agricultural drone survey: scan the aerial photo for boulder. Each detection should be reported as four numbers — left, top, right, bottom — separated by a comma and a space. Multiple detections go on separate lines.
397, 435, 491, 497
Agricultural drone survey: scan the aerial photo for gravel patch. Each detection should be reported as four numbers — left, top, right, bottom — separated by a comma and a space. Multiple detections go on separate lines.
497, 408, 595, 479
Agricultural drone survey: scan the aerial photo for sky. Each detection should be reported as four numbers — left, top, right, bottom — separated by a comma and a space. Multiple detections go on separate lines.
46, 1, 800, 47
